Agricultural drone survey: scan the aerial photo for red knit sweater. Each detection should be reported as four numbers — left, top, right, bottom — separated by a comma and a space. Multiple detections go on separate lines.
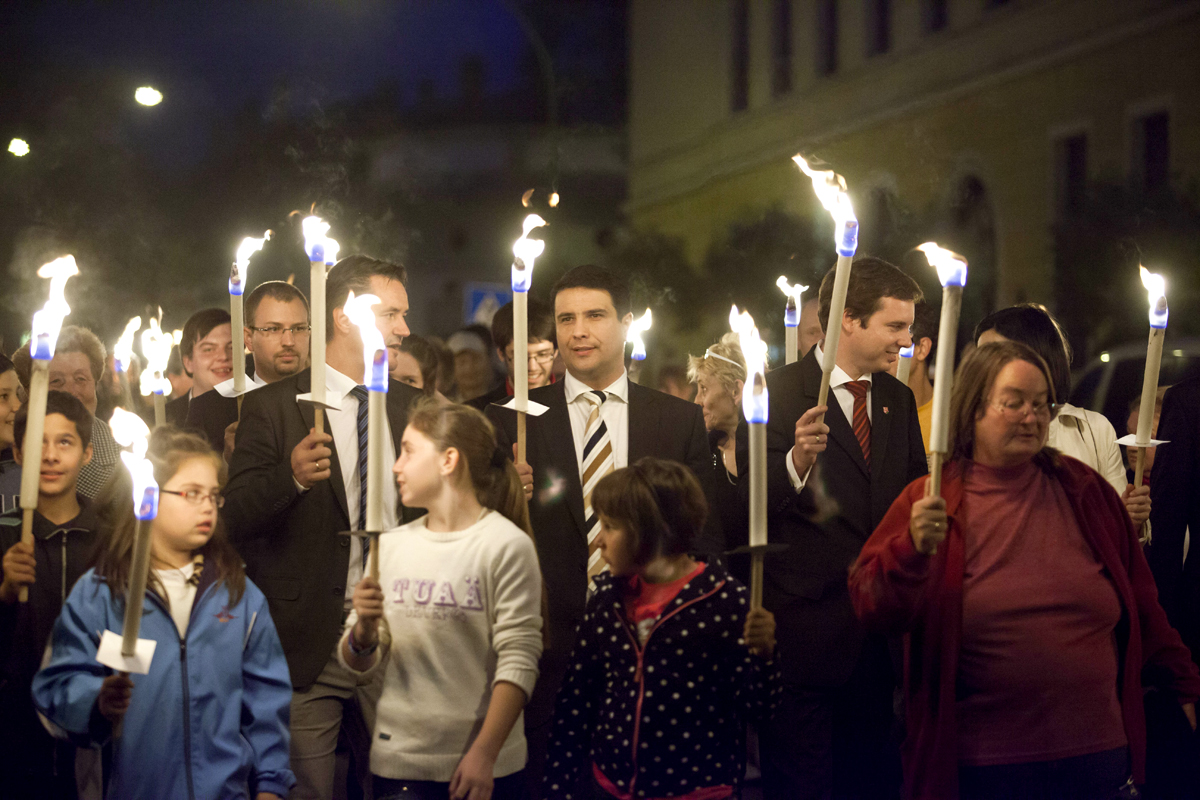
848, 455, 1200, 800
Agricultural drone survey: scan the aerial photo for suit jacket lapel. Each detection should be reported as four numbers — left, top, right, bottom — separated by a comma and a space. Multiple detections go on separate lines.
540, 382, 588, 536
627, 382, 658, 464
869, 376, 894, 483
802, 355, 868, 478
298, 369, 349, 522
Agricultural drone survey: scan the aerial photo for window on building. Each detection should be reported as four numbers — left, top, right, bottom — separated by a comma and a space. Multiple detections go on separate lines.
923, 0, 948, 32
865, 0, 891, 56
771, 0, 793, 96
816, 0, 839, 76
1054, 133, 1088, 217
731, 0, 750, 111
1133, 111, 1170, 192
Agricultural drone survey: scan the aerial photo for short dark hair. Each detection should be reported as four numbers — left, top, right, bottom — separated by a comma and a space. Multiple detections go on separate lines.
325, 255, 408, 343
591, 457, 708, 565
912, 300, 939, 351
491, 298, 556, 351
14, 389, 93, 452
817, 256, 923, 332
244, 280, 309, 327
166, 344, 185, 377
551, 264, 632, 319
180, 308, 232, 369
973, 304, 1071, 406
0, 352, 14, 377
398, 335, 440, 397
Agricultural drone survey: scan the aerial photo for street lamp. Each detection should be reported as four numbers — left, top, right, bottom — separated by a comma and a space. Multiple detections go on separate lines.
135, 87, 163, 106
8, 138, 29, 157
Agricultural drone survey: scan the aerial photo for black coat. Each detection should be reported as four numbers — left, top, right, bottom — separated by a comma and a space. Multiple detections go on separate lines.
764, 349, 927, 686
223, 367, 423, 689
1148, 373, 1200, 662
543, 562, 779, 799
185, 388, 239, 456
486, 379, 721, 728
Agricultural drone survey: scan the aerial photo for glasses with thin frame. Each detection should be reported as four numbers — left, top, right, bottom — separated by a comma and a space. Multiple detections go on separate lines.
161, 488, 225, 508
249, 325, 311, 339
990, 397, 1057, 422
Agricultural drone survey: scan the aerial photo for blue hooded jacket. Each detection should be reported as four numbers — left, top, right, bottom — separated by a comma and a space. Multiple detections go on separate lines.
32, 567, 295, 799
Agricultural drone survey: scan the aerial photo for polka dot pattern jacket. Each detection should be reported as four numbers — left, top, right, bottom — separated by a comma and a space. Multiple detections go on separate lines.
544, 562, 781, 799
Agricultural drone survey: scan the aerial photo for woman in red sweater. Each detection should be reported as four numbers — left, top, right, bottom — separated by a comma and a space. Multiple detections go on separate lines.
848, 341, 1200, 800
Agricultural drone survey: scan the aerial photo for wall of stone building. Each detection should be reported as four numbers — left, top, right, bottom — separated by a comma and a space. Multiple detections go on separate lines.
628, 0, 1200, 310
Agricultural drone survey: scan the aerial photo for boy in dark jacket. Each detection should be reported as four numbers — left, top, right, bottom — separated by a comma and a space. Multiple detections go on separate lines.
0, 391, 99, 799
545, 458, 780, 800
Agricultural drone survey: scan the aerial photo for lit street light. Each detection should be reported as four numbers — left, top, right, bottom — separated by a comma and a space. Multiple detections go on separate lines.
135, 86, 163, 106
8, 138, 30, 157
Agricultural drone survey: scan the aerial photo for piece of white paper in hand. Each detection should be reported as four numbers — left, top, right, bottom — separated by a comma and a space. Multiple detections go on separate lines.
295, 392, 343, 412
498, 397, 550, 416
215, 374, 268, 398
1114, 434, 1169, 448
95, 630, 157, 675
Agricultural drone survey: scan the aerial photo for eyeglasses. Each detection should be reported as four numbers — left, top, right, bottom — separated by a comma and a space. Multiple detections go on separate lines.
161, 489, 225, 508
990, 398, 1057, 422
249, 325, 311, 339
527, 352, 556, 365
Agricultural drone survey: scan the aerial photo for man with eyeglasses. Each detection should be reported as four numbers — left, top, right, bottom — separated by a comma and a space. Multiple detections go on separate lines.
186, 282, 311, 460
468, 297, 558, 411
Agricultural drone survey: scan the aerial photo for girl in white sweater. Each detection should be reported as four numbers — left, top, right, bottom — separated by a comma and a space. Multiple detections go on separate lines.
341, 399, 543, 800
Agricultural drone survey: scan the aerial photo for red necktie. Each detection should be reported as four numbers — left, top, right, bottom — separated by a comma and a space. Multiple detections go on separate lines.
846, 380, 871, 466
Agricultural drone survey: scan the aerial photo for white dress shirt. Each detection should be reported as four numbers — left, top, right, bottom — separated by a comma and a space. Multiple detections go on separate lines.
325, 365, 399, 606
563, 369, 630, 476
786, 343, 874, 491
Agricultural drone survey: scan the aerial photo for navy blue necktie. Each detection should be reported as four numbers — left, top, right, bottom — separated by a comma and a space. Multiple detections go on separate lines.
350, 385, 371, 565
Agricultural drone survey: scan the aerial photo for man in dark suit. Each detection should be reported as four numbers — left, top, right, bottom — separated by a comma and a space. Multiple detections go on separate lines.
224, 255, 416, 800
760, 256, 927, 800
487, 264, 720, 796
1148, 373, 1200, 665
187, 281, 311, 459
165, 308, 233, 427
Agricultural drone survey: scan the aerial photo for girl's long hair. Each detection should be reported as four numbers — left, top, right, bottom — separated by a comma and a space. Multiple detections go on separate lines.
405, 398, 547, 642
92, 426, 246, 606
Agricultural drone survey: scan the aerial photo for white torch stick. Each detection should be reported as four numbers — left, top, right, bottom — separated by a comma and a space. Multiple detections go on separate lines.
511, 214, 547, 464
303, 216, 332, 433
18, 256, 79, 603
139, 314, 174, 428
113, 316, 142, 409
230, 232, 271, 413
626, 308, 653, 385
343, 291, 389, 580
918, 243, 968, 499
730, 305, 769, 609
1134, 266, 1169, 487
777, 276, 808, 366
896, 343, 914, 385
793, 156, 858, 421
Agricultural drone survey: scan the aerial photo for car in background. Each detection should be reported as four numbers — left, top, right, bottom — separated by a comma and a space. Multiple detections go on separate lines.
1071, 337, 1200, 436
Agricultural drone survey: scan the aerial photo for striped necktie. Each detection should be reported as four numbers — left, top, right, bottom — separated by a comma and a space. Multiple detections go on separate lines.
581, 390, 615, 582
846, 380, 871, 466
350, 385, 371, 564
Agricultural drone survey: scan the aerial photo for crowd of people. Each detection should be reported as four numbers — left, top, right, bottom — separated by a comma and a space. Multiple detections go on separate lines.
1, 251, 1198, 800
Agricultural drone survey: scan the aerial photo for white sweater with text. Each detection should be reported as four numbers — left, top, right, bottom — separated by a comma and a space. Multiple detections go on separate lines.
339, 509, 543, 781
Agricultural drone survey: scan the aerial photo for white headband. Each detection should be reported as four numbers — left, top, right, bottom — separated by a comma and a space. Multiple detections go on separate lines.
703, 348, 744, 369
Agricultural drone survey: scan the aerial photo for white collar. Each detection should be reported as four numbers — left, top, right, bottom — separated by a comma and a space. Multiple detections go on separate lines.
812, 343, 873, 388
325, 364, 361, 398
1053, 402, 1085, 419
563, 369, 629, 404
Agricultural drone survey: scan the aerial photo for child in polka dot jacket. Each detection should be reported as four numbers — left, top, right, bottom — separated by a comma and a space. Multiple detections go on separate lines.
544, 458, 780, 800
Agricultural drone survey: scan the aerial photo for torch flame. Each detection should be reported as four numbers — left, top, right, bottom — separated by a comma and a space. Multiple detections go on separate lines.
777, 276, 809, 326
730, 305, 769, 424
172, 329, 183, 345
917, 242, 968, 288
1140, 266, 1169, 329
139, 314, 174, 397
30, 256, 80, 361
344, 291, 388, 392
626, 308, 653, 361
792, 155, 858, 256
231, 231, 271, 296
114, 317, 142, 373
323, 237, 340, 267
512, 213, 547, 292
110, 407, 159, 520
900, 344, 915, 358
302, 215, 330, 262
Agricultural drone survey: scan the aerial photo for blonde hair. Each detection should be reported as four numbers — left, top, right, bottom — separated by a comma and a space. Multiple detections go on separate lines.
686, 332, 746, 397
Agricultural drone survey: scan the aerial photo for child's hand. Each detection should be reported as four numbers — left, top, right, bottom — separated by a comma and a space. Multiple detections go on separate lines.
450, 744, 496, 800
743, 607, 776, 658
352, 577, 384, 647
98, 674, 133, 724
0, 540, 36, 603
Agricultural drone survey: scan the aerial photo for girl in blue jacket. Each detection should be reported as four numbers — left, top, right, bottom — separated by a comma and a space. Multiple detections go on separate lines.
33, 427, 295, 800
